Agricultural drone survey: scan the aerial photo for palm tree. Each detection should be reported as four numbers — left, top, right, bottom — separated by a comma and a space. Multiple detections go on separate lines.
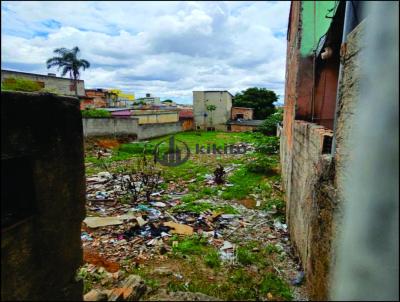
46, 46, 90, 97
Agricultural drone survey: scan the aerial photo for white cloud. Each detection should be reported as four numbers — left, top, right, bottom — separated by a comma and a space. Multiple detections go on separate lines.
1, 1, 289, 103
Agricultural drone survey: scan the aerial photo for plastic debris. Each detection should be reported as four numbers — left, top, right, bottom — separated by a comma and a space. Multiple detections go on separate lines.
151, 201, 167, 207
81, 232, 93, 241
291, 271, 305, 286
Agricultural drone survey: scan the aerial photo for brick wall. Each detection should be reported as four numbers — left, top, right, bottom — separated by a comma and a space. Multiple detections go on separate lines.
230, 124, 256, 132
231, 107, 253, 120
280, 9, 365, 301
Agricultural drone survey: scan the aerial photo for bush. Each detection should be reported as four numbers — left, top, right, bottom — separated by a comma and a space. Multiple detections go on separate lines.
246, 155, 278, 174
1, 77, 42, 92
81, 109, 111, 118
258, 108, 283, 135
254, 136, 280, 154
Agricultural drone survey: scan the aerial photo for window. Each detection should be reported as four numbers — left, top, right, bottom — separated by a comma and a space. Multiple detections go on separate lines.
236, 114, 244, 119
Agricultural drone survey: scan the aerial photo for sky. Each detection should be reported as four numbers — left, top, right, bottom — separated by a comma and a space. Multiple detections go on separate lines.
1, 1, 290, 104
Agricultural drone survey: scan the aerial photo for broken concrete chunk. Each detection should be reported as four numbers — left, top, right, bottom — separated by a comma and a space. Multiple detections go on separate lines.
163, 221, 193, 235
153, 266, 174, 276
108, 275, 146, 301
84, 289, 108, 301
84, 217, 124, 228
84, 214, 137, 228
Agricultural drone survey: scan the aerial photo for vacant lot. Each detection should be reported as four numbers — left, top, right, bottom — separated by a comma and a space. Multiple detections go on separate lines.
80, 131, 307, 301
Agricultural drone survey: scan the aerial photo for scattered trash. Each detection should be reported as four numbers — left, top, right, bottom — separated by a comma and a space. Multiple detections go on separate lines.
82, 162, 303, 298
291, 271, 305, 286
163, 221, 194, 235
81, 232, 93, 241
151, 201, 167, 207
220, 241, 234, 250
273, 219, 288, 231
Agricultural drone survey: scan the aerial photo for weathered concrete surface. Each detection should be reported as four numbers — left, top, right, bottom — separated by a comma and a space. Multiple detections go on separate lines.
1, 91, 86, 300
1, 69, 86, 96
82, 118, 182, 140
280, 12, 364, 302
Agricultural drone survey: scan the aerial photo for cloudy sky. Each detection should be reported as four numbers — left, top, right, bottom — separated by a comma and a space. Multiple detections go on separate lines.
1, 1, 290, 104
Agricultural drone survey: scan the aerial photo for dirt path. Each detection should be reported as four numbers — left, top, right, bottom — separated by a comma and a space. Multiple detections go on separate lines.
80, 133, 308, 301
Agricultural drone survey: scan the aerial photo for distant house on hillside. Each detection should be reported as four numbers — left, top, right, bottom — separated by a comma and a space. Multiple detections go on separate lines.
136, 93, 161, 105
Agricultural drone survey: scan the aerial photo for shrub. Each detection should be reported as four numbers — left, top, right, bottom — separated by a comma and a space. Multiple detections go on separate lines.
246, 155, 278, 174
81, 109, 111, 118
254, 136, 280, 154
258, 108, 283, 135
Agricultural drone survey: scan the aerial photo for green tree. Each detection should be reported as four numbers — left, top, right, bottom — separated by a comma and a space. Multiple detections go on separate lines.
206, 104, 217, 128
258, 108, 283, 135
46, 46, 90, 96
233, 87, 278, 119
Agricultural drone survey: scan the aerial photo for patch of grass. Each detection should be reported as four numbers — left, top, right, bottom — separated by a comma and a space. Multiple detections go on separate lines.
180, 194, 197, 203
227, 268, 258, 300
81, 109, 111, 118
150, 131, 257, 152
236, 246, 258, 265
265, 243, 281, 255
162, 160, 211, 181
259, 272, 293, 301
204, 249, 221, 268
221, 168, 265, 200
171, 235, 209, 255
145, 278, 160, 290
118, 142, 156, 155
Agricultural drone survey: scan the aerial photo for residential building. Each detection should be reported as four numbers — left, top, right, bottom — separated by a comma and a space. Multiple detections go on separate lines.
231, 107, 254, 120
80, 89, 108, 109
193, 90, 233, 131
102, 108, 179, 124
1, 69, 85, 97
136, 93, 161, 105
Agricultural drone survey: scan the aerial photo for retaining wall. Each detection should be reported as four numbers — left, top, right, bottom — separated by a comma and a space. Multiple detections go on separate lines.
82, 117, 182, 140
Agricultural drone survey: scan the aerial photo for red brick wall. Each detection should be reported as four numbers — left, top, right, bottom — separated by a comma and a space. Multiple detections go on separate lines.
231, 107, 253, 120
230, 124, 256, 132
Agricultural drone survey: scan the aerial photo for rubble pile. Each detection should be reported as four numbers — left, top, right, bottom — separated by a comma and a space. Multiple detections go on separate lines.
81, 153, 306, 301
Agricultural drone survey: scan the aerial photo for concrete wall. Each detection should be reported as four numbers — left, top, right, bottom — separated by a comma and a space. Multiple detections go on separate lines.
82, 117, 182, 140
1, 91, 86, 300
193, 91, 232, 131
1, 70, 85, 97
133, 111, 179, 125
281, 8, 365, 301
